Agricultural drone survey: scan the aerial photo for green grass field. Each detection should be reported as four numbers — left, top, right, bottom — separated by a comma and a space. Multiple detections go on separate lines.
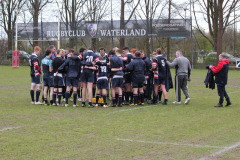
0, 66, 240, 160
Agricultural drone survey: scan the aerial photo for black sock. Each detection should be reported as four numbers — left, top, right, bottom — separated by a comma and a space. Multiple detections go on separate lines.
58, 92, 62, 104
140, 93, 144, 103
82, 101, 85, 105
53, 92, 57, 104
158, 91, 162, 101
36, 90, 40, 102
88, 102, 92, 106
44, 98, 48, 104
112, 97, 116, 105
116, 94, 119, 104
50, 100, 53, 105
96, 94, 100, 105
65, 92, 70, 104
73, 92, 77, 105
103, 95, 107, 105
164, 99, 168, 103
130, 92, 133, 103
133, 94, 138, 104
92, 88, 96, 98
70, 89, 73, 98
30, 90, 34, 102
118, 95, 122, 106
77, 89, 80, 98
125, 92, 130, 102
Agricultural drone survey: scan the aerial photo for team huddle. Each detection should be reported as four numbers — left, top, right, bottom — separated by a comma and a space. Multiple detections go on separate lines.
29, 45, 192, 108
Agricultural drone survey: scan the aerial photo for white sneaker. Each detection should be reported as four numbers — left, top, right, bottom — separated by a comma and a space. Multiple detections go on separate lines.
62, 99, 66, 102
172, 101, 181, 104
31, 101, 35, 105
65, 104, 68, 107
73, 104, 78, 107
53, 103, 57, 106
35, 101, 43, 105
95, 104, 99, 107
184, 98, 190, 104
103, 105, 108, 108
78, 98, 82, 101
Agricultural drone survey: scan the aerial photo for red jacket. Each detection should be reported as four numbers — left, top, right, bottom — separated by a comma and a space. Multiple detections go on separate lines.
211, 59, 229, 85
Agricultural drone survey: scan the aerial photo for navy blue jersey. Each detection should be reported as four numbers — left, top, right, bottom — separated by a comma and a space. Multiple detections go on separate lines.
29, 53, 41, 77
96, 61, 108, 78
58, 55, 82, 78
152, 55, 166, 80
126, 57, 145, 81
41, 56, 53, 78
83, 50, 98, 73
142, 56, 152, 76
110, 55, 124, 76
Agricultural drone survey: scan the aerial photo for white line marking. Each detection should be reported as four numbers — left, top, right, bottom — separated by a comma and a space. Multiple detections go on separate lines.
110, 105, 155, 114
227, 90, 240, 94
116, 138, 227, 149
0, 126, 21, 132
199, 141, 240, 160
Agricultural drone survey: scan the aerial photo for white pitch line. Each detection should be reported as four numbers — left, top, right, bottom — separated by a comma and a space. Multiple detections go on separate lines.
116, 138, 227, 149
227, 90, 240, 94
110, 105, 155, 114
0, 126, 21, 132
199, 141, 240, 160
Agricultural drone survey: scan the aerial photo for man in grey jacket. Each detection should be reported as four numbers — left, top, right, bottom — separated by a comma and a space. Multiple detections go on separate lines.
167, 50, 191, 104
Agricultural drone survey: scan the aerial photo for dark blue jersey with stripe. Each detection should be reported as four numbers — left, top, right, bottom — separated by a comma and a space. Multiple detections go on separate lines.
152, 55, 167, 80
126, 57, 145, 81
29, 54, 41, 77
96, 61, 108, 78
110, 55, 124, 76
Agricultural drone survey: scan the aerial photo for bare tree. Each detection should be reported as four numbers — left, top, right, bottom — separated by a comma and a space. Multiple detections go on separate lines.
27, 0, 51, 48
85, 0, 110, 50
57, 0, 87, 49
193, 0, 240, 56
0, 0, 26, 50
120, 0, 140, 49
132, 0, 167, 57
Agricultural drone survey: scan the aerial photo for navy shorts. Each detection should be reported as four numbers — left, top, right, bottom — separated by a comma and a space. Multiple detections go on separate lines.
97, 78, 109, 90
31, 75, 42, 85
124, 74, 132, 84
132, 80, 144, 88
112, 78, 124, 88
43, 76, 54, 87
153, 78, 165, 85
66, 77, 78, 87
54, 76, 65, 88
80, 71, 94, 83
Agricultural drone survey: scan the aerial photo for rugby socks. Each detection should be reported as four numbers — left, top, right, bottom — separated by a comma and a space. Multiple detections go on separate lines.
70, 89, 73, 98
112, 97, 116, 106
50, 100, 53, 105
36, 90, 40, 102
92, 88, 96, 98
118, 95, 122, 106
73, 91, 77, 105
88, 102, 93, 106
140, 92, 144, 103
103, 94, 107, 105
133, 94, 138, 104
77, 89, 80, 98
115, 94, 119, 104
44, 98, 48, 104
65, 92, 70, 104
96, 94, 100, 105
125, 92, 130, 103
130, 92, 133, 104
158, 91, 162, 102
58, 92, 62, 105
30, 90, 34, 102
53, 91, 57, 104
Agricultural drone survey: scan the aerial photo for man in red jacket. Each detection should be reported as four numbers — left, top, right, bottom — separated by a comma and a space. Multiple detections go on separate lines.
210, 53, 232, 107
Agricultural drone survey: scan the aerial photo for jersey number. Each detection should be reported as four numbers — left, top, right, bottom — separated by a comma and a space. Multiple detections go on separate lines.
100, 66, 107, 72
86, 56, 93, 62
161, 60, 165, 67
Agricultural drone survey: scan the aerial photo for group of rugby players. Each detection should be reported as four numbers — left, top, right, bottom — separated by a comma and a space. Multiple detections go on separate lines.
29, 45, 190, 108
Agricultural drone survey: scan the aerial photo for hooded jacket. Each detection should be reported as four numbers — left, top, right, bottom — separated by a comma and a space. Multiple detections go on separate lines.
210, 59, 229, 85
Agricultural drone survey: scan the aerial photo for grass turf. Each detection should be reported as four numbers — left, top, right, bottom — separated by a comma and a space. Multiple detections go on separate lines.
0, 66, 240, 160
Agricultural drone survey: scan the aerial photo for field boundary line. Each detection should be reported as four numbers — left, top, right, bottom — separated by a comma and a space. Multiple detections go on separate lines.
110, 105, 155, 114
227, 90, 240, 94
199, 141, 240, 160
116, 138, 227, 149
0, 126, 21, 132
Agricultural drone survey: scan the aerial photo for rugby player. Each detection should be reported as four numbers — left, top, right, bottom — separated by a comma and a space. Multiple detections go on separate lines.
29, 46, 43, 105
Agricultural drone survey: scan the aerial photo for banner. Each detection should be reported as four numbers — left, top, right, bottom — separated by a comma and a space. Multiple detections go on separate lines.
16, 19, 191, 39
12, 50, 19, 68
